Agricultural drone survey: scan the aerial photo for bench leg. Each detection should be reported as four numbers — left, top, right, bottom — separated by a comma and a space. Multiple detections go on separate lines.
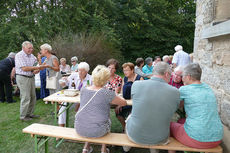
45, 138, 48, 153
54, 102, 58, 145
34, 135, 38, 153
34, 135, 49, 153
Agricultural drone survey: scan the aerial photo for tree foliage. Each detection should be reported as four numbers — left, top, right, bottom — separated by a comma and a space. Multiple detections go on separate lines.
0, 0, 195, 64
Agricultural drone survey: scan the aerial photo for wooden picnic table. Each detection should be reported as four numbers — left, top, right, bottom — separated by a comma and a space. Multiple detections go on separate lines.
43, 91, 132, 126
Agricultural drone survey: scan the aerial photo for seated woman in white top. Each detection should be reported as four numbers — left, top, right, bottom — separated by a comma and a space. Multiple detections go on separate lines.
60, 58, 71, 74
58, 62, 92, 127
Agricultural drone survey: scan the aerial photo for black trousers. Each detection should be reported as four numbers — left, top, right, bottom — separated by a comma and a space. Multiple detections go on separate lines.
0, 73, 13, 102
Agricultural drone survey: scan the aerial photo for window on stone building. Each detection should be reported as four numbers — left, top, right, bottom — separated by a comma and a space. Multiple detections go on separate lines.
214, 0, 230, 25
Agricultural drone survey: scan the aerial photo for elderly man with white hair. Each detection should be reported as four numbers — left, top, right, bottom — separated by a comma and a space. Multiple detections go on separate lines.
172, 45, 190, 68
58, 62, 92, 127
169, 66, 184, 89
163, 55, 171, 65
0, 52, 16, 103
15, 41, 44, 121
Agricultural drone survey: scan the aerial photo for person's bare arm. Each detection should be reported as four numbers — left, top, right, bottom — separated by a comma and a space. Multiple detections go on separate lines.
115, 86, 121, 94
173, 63, 177, 69
45, 58, 60, 72
120, 78, 124, 94
21, 66, 41, 71
11, 68, 15, 80
111, 95, 127, 106
179, 100, 184, 108
37, 53, 42, 65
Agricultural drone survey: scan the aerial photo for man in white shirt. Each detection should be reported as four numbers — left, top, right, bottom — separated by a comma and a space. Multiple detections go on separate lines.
172, 45, 190, 68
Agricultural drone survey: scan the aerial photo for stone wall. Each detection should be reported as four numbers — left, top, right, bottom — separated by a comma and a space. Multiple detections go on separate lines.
194, 0, 230, 152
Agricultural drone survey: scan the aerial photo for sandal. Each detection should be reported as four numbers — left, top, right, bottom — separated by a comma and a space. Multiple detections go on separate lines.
82, 146, 93, 153
101, 148, 109, 153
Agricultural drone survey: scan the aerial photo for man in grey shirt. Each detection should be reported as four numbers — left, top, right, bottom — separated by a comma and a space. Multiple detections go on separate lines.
124, 62, 180, 153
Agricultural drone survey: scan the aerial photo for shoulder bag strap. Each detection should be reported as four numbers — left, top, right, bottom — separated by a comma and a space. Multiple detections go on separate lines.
76, 88, 102, 116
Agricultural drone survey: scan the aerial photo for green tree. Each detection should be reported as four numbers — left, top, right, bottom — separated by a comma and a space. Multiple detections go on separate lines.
0, 0, 195, 63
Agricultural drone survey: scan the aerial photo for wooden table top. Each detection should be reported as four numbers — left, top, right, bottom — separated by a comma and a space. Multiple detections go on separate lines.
43, 91, 132, 105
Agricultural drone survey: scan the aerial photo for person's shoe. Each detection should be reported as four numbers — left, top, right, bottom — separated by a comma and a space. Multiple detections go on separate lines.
82, 146, 93, 153
6, 100, 16, 103
101, 148, 110, 153
20, 117, 32, 121
28, 114, 40, 118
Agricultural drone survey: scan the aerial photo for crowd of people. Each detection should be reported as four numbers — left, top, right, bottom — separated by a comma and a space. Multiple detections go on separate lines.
0, 41, 223, 153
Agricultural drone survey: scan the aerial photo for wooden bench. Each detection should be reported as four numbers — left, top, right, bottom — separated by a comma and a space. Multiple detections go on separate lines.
22, 123, 223, 153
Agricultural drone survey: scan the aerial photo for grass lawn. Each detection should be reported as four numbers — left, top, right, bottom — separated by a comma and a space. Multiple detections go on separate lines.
1, 96, 167, 153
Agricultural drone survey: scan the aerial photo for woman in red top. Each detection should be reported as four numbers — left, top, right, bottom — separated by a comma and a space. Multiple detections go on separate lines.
105, 59, 122, 94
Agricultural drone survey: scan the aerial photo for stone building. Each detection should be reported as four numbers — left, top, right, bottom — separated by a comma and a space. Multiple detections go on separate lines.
194, 0, 230, 152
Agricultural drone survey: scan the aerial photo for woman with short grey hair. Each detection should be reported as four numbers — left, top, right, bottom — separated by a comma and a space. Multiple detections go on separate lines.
169, 63, 223, 152
134, 58, 153, 79
142, 57, 153, 79
71, 56, 78, 72
38, 43, 61, 94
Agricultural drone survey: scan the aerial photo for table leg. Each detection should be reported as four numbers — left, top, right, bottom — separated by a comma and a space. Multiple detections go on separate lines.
54, 102, 57, 126
45, 138, 48, 153
54, 102, 57, 145
66, 103, 69, 127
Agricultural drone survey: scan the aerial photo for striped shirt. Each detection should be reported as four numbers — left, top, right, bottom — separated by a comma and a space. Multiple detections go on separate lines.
15, 50, 37, 76
75, 88, 115, 138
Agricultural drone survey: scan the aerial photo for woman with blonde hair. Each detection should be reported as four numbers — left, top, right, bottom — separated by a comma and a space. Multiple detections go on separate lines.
60, 58, 70, 74
75, 65, 127, 153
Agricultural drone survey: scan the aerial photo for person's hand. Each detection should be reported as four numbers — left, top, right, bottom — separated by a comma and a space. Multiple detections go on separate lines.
115, 106, 122, 115
62, 77, 68, 81
11, 73, 15, 80
41, 64, 50, 69
33, 69, 40, 74
38, 65, 46, 70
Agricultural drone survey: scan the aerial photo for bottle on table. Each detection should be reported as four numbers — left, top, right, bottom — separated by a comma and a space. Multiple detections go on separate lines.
87, 80, 90, 86
71, 78, 76, 89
